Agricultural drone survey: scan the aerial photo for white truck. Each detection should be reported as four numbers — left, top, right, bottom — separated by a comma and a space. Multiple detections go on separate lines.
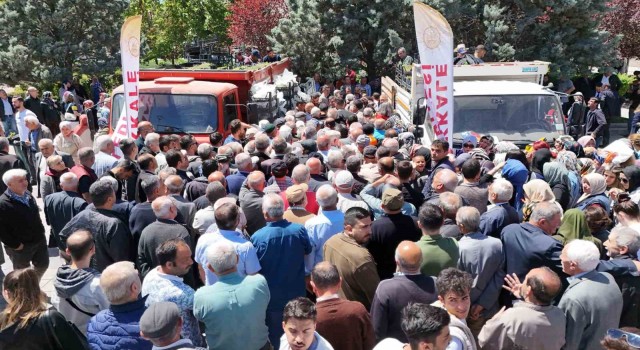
383, 61, 566, 148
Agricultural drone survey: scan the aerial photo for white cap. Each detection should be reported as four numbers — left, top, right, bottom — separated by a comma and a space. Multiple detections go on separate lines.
334, 170, 354, 188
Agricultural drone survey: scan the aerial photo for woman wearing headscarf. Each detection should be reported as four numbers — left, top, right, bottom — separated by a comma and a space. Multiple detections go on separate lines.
622, 165, 640, 204
557, 150, 582, 206
578, 135, 596, 148
521, 179, 559, 222
563, 140, 586, 158
543, 162, 571, 210
574, 173, 610, 212
530, 148, 552, 181
552, 209, 603, 252
502, 158, 529, 212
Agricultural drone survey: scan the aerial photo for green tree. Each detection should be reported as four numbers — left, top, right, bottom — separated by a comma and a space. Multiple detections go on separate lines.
0, 0, 127, 85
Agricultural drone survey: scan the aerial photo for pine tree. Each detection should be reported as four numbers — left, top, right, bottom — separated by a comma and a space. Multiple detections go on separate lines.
0, 0, 128, 85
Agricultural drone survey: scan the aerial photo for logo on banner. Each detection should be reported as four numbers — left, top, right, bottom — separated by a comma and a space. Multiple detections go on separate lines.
128, 37, 140, 58
422, 27, 441, 49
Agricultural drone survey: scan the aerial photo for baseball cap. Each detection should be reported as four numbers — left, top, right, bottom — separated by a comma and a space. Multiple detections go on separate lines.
363, 145, 377, 158
263, 123, 276, 134
139, 302, 181, 339
381, 188, 404, 211
286, 184, 309, 203
356, 134, 370, 147
334, 171, 354, 188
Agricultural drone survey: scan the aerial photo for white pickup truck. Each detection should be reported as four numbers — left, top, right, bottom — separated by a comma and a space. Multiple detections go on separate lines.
382, 61, 566, 148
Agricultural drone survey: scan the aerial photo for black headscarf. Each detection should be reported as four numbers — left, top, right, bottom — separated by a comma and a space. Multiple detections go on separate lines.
623, 165, 640, 193
531, 148, 552, 175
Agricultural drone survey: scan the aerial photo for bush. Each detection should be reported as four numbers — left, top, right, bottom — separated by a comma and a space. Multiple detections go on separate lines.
619, 73, 636, 97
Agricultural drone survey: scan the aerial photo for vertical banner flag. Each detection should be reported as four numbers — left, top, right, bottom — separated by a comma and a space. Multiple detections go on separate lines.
112, 15, 142, 145
413, 2, 454, 147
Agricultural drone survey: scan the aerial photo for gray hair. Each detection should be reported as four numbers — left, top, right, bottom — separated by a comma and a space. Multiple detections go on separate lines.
100, 177, 119, 194
279, 125, 293, 141
346, 154, 362, 173
38, 138, 53, 148
78, 147, 95, 163
206, 240, 238, 274
235, 153, 252, 170
363, 107, 374, 117
151, 196, 175, 219
197, 143, 214, 159
24, 115, 39, 125
438, 192, 462, 219
100, 261, 140, 305
59, 121, 73, 130
530, 202, 562, 223
341, 145, 357, 159
144, 132, 160, 147
291, 164, 310, 184
565, 239, 600, 272
164, 174, 185, 194
490, 178, 514, 203
611, 227, 640, 258
262, 193, 285, 218
59, 172, 78, 189
96, 135, 113, 152
254, 134, 270, 151
327, 150, 344, 169
316, 184, 338, 209
0, 137, 9, 151
456, 206, 480, 232
304, 126, 317, 140
2, 168, 28, 186
434, 169, 458, 192
141, 175, 161, 197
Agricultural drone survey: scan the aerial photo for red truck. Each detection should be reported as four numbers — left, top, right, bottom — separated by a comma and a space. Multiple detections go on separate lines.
109, 58, 291, 143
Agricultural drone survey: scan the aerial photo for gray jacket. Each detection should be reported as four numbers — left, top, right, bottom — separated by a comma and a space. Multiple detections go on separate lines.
239, 187, 267, 235
558, 270, 623, 350
457, 232, 504, 317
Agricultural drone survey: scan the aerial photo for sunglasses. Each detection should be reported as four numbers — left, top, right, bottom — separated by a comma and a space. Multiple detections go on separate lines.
463, 143, 474, 148
607, 329, 640, 348
621, 178, 629, 183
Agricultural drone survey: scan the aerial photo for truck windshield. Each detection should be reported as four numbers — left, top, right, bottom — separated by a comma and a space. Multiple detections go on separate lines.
111, 93, 218, 133
452, 95, 564, 146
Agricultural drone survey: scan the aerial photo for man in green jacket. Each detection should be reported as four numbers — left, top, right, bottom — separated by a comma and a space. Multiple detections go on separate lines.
415, 203, 459, 277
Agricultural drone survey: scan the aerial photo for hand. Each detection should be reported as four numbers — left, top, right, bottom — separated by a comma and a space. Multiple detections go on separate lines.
14, 243, 24, 251
469, 304, 484, 320
372, 174, 392, 187
503, 273, 523, 299
24, 141, 31, 147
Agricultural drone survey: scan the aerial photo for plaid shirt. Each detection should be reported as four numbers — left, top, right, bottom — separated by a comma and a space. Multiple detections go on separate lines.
268, 176, 294, 192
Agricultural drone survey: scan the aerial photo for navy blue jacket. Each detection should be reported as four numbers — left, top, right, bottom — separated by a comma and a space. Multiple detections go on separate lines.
479, 203, 519, 239
574, 193, 610, 213
87, 297, 152, 350
500, 222, 564, 281
421, 158, 455, 197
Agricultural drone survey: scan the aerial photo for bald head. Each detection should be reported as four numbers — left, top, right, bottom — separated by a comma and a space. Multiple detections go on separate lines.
164, 175, 184, 195
525, 267, 562, 305
395, 241, 423, 273
317, 135, 330, 150
247, 171, 265, 191
378, 157, 395, 175
433, 169, 458, 193
208, 171, 226, 187
306, 157, 322, 175
310, 261, 341, 295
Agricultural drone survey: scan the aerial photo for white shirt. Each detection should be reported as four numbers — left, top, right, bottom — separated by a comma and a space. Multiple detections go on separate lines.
15, 109, 36, 141
601, 75, 610, 87
373, 338, 406, 350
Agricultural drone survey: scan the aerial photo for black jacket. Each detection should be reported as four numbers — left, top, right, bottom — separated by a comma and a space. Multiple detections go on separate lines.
0, 192, 45, 249
0, 96, 14, 117
367, 213, 421, 280
0, 308, 88, 350
585, 108, 607, 137
44, 191, 88, 239
0, 152, 29, 193
24, 96, 44, 123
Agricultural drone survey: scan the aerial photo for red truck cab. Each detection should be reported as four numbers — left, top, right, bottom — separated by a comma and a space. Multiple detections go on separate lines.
109, 59, 291, 144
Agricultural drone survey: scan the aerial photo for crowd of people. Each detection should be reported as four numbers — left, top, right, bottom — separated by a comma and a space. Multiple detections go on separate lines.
0, 71, 640, 350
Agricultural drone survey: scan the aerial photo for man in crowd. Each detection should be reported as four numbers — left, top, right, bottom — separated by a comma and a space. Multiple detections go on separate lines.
280, 297, 334, 350
333, 170, 369, 212
304, 185, 344, 272
281, 164, 320, 214
137, 196, 192, 278
165, 174, 196, 226
454, 159, 488, 214
0, 137, 29, 193
224, 119, 246, 145
307, 157, 330, 191
44, 172, 88, 256
311, 261, 376, 350
585, 97, 607, 147
195, 202, 261, 286
558, 239, 623, 350
227, 153, 253, 196
93, 135, 119, 178
456, 206, 504, 335
374, 303, 452, 349
101, 158, 136, 201
140, 132, 160, 156
70, 147, 98, 203
60, 180, 132, 271
12, 96, 38, 180
479, 179, 519, 238
135, 121, 154, 151
480, 267, 566, 349
194, 240, 271, 350
424, 169, 458, 204
501, 201, 564, 283
0, 89, 16, 135
0, 168, 49, 279
422, 139, 454, 196
415, 203, 459, 277
240, 171, 267, 235
53, 229, 109, 334
141, 239, 204, 346
35, 138, 73, 197
192, 181, 227, 235
437, 192, 464, 240
87, 261, 152, 350
371, 241, 438, 342
324, 206, 379, 310
283, 184, 316, 225
251, 193, 312, 348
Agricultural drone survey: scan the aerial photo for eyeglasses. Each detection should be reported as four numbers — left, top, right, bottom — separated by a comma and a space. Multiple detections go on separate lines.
607, 328, 640, 348
463, 143, 474, 149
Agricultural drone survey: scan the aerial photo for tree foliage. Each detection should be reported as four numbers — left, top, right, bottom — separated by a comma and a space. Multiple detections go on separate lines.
601, 0, 640, 59
0, 0, 127, 85
228, 0, 288, 50
127, 0, 230, 64
271, 0, 621, 79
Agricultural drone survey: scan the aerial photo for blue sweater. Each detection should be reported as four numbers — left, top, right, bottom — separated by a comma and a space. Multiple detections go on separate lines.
87, 297, 152, 350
